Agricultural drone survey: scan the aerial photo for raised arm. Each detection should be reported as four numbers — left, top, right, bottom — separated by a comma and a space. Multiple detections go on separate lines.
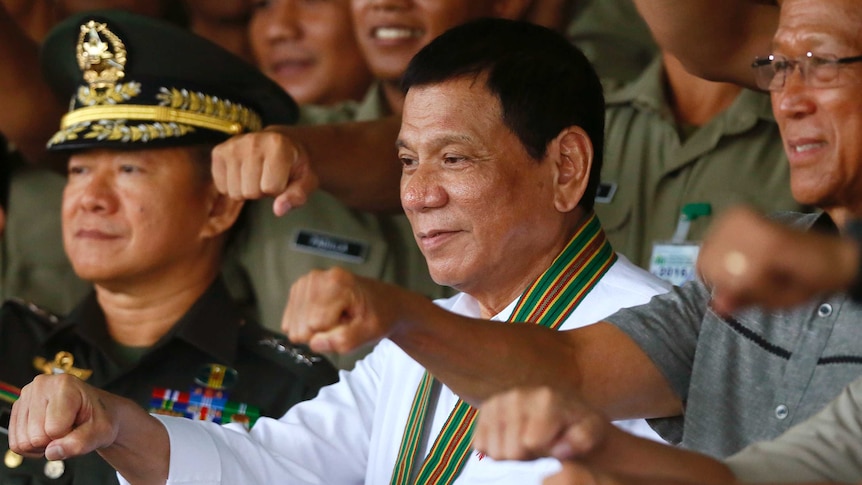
9, 374, 169, 485
474, 386, 851, 485
697, 206, 860, 315
282, 268, 681, 420
474, 386, 734, 484
632, 0, 779, 88
211, 116, 403, 214
0, 4, 66, 165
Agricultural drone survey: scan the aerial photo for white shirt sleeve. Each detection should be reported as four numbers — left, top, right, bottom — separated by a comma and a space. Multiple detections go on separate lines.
127, 345, 388, 485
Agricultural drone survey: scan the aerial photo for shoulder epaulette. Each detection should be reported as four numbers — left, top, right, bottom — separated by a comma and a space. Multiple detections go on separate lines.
2, 298, 62, 327
256, 335, 325, 368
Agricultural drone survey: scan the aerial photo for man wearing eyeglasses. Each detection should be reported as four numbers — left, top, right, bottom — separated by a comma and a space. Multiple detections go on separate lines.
265, 0, 862, 466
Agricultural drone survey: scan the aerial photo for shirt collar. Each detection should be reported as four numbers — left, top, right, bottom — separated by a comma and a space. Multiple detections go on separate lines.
61, 278, 242, 365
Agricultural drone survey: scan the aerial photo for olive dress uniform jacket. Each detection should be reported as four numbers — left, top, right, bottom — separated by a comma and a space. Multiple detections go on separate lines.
0, 278, 338, 485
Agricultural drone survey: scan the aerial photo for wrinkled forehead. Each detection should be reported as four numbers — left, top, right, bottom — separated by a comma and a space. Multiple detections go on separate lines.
774, 0, 862, 52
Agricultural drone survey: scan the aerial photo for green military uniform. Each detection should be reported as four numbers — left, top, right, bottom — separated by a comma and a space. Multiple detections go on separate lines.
228, 82, 450, 370
0, 163, 90, 315
566, 0, 658, 86
0, 10, 339, 483
595, 57, 806, 269
0, 279, 337, 484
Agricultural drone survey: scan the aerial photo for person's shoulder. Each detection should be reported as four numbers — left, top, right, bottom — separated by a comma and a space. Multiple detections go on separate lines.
0, 298, 63, 332
297, 102, 360, 126
238, 322, 338, 385
602, 255, 673, 297
0, 299, 65, 368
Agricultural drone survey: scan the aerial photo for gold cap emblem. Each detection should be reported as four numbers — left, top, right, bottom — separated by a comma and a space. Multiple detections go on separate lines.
77, 20, 126, 88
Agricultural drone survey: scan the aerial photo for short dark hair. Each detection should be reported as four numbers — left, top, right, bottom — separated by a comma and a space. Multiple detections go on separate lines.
401, 18, 605, 211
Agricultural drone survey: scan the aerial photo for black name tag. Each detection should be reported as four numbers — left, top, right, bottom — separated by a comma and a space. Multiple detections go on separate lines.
292, 230, 369, 263
595, 182, 617, 204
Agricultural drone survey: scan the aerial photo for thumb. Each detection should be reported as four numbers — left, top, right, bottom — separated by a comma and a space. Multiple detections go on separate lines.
272, 171, 319, 216
308, 322, 381, 355
44, 422, 110, 461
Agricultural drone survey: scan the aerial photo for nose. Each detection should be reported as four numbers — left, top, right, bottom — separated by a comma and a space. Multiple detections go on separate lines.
401, 163, 447, 213
77, 170, 118, 214
263, 0, 301, 41
774, 68, 817, 120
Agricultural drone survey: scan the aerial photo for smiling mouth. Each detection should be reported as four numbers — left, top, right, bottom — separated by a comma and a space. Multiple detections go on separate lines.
790, 142, 826, 153
372, 26, 423, 41
271, 59, 313, 74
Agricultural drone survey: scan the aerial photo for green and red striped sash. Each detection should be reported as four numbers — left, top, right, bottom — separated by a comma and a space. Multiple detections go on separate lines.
389, 213, 616, 485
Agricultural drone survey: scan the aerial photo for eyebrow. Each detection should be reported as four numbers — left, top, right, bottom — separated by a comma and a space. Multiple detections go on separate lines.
395, 133, 477, 151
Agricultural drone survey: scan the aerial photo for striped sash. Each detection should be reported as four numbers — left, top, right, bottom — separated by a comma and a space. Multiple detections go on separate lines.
390, 213, 615, 484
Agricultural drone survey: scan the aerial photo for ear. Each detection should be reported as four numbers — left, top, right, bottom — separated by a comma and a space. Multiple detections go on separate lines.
199, 185, 245, 240
550, 125, 593, 213
493, 0, 532, 20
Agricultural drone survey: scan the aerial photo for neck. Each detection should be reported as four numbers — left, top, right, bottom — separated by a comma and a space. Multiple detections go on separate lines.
828, 206, 853, 233
470, 211, 590, 319
95, 256, 220, 347
663, 53, 742, 126
381, 79, 405, 115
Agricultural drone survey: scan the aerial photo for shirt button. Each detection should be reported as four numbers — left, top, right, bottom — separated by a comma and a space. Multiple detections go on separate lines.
817, 304, 833, 317
775, 404, 789, 420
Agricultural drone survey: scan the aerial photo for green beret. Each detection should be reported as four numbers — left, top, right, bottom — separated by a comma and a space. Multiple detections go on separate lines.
41, 9, 298, 151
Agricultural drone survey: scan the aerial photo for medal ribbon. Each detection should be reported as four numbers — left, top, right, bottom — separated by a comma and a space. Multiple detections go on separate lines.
389, 213, 616, 485
0, 381, 20, 405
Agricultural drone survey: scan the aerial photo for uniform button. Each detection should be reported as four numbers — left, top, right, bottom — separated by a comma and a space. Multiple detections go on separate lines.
817, 304, 833, 317
44, 460, 65, 479
775, 404, 789, 420
4, 449, 23, 469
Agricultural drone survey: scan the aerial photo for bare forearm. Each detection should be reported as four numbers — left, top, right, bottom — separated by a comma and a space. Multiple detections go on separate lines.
584, 426, 737, 484
389, 305, 679, 418
97, 397, 169, 485
297, 116, 402, 213
0, 4, 66, 164
632, 0, 777, 88
390, 306, 577, 405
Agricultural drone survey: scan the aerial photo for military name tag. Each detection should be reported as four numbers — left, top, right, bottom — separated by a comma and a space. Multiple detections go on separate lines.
595, 182, 617, 204
292, 230, 368, 263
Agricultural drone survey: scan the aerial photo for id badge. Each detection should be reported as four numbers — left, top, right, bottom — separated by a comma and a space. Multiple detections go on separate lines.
649, 242, 700, 286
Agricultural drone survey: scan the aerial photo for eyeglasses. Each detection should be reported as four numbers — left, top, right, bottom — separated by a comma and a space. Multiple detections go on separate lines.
751, 52, 862, 91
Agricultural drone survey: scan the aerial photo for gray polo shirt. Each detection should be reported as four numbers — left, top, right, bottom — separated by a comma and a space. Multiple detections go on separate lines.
606, 212, 862, 458
725, 373, 862, 482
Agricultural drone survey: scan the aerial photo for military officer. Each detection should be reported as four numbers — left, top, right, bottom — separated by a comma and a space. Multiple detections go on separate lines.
0, 10, 337, 484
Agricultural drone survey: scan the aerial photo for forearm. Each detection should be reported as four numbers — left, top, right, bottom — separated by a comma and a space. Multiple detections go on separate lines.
390, 306, 576, 405
98, 397, 169, 485
296, 116, 402, 213
0, 4, 66, 164
632, 0, 777, 88
584, 426, 738, 484
389, 306, 679, 418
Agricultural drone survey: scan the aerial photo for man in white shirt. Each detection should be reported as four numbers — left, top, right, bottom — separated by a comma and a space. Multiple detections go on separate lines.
9, 18, 670, 485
